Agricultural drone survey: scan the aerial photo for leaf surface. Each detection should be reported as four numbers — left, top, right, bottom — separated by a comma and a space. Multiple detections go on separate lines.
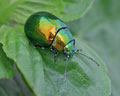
0, 25, 110, 96
67, 0, 120, 95
0, 71, 33, 96
0, 44, 14, 78
0, 0, 25, 24
11, 0, 93, 24
0, 25, 45, 96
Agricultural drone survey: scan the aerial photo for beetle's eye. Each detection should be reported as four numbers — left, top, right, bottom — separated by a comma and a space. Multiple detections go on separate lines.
64, 48, 69, 54
64, 51, 67, 54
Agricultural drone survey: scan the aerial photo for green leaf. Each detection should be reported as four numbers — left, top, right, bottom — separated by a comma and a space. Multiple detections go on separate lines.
11, 0, 63, 24
67, 0, 120, 37
38, 38, 110, 96
0, 0, 26, 24
0, 24, 110, 96
0, 71, 33, 96
0, 25, 45, 96
59, 0, 93, 22
67, 0, 120, 95
11, 0, 93, 24
84, 18, 120, 96
0, 44, 14, 78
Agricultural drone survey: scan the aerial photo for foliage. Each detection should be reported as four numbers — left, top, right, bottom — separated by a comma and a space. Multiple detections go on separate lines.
67, 0, 120, 96
0, 44, 14, 78
0, 0, 111, 96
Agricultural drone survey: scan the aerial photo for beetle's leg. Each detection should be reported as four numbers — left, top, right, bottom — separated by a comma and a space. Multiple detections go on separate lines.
34, 44, 41, 47
34, 44, 39, 48
54, 51, 58, 62
34, 44, 45, 49
50, 47, 59, 62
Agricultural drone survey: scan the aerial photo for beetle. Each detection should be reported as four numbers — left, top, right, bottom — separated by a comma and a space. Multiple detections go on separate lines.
24, 12, 99, 79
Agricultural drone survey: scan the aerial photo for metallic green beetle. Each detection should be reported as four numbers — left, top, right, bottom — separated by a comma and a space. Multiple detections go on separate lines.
25, 12, 75, 55
24, 12, 98, 79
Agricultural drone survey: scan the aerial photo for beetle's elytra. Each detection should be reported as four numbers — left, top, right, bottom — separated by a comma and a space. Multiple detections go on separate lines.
24, 12, 99, 80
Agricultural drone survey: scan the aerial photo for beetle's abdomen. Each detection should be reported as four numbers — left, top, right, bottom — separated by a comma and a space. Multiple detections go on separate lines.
25, 12, 66, 47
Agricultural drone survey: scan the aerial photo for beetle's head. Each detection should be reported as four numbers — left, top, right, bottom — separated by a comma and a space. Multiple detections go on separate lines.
63, 40, 75, 56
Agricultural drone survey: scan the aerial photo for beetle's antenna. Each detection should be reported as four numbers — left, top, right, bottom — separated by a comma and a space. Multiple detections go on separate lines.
64, 55, 69, 80
75, 50, 99, 66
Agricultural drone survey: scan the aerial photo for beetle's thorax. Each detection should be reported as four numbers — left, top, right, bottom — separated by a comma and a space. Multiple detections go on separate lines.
63, 40, 75, 55
52, 28, 74, 51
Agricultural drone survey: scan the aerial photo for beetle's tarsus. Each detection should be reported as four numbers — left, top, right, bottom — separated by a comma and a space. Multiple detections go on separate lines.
34, 44, 45, 49
54, 52, 58, 62
50, 48, 59, 62
34, 44, 40, 47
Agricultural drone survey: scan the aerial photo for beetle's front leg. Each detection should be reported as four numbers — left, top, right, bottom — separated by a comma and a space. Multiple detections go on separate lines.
54, 51, 59, 62
34, 44, 45, 49
50, 48, 59, 62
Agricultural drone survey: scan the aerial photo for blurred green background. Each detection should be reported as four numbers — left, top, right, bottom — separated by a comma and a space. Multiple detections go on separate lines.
67, 0, 120, 95
0, 0, 120, 96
